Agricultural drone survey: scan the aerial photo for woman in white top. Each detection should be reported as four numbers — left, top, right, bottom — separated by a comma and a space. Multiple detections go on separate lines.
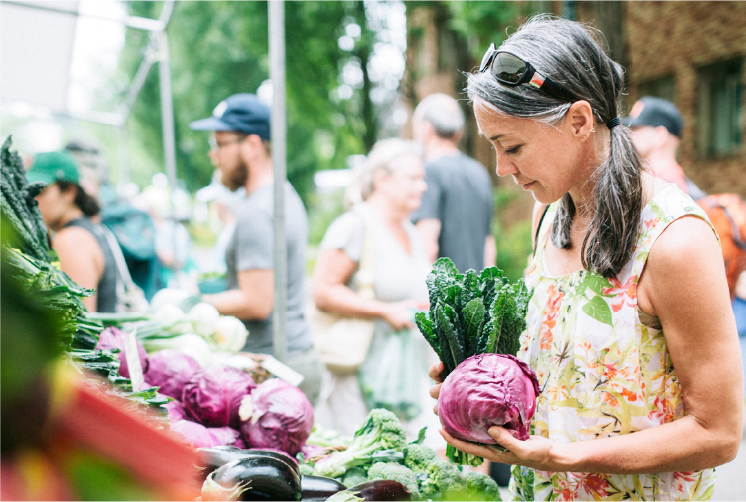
312, 138, 437, 439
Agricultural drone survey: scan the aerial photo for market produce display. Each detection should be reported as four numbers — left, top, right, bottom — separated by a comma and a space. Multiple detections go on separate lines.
3, 136, 505, 500
193, 407, 502, 501
415, 257, 537, 466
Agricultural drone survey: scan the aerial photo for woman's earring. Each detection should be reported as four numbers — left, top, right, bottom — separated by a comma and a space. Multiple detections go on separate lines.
581, 127, 596, 143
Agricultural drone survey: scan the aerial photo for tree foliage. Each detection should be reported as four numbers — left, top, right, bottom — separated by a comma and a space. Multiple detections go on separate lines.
118, 1, 388, 199
405, 0, 524, 61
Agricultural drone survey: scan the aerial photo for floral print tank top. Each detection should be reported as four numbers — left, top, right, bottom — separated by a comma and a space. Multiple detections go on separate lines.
510, 185, 717, 501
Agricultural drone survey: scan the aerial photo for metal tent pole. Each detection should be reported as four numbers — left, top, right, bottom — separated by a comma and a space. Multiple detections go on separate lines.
157, 27, 183, 283
269, 0, 288, 363
158, 30, 177, 192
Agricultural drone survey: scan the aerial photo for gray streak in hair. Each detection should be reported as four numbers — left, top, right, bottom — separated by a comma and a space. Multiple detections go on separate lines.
466, 15, 643, 278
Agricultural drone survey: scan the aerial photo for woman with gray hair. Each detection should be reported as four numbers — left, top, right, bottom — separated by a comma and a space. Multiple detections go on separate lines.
429, 16, 742, 501
312, 138, 440, 441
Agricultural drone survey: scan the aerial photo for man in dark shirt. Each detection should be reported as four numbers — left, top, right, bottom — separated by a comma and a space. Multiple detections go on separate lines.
411, 93, 495, 273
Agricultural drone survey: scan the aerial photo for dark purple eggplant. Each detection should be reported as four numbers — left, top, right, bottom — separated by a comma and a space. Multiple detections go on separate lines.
202, 455, 302, 501
197, 446, 300, 481
326, 480, 413, 501
300, 475, 346, 500
247, 449, 300, 472
197, 446, 252, 480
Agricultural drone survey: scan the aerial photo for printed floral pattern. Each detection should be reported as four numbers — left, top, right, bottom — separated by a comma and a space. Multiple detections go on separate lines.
510, 185, 718, 501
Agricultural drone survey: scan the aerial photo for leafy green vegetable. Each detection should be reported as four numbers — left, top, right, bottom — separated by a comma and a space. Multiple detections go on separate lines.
418, 258, 532, 376
415, 257, 533, 465
1, 136, 53, 262
367, 461, 420, 499
313, 409, 407, 479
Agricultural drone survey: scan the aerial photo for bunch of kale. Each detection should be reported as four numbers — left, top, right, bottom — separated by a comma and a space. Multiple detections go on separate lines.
415, 258, 532, 377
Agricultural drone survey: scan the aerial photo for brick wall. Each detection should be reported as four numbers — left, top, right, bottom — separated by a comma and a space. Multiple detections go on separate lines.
623, 1, 746, 196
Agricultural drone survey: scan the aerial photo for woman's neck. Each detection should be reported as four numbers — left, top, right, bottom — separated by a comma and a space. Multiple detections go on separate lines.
365, 195, 408, 226
568, 125, 612, 214
53, 207, 85, 232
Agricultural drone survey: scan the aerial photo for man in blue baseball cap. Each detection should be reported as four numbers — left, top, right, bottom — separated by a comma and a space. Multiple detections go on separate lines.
190, 93, 322, 404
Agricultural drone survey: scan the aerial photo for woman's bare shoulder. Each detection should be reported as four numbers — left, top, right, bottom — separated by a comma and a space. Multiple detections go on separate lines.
53, 225, 99, 249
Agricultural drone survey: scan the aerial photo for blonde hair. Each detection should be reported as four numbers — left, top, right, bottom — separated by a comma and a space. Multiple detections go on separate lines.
344, 138, 422, 208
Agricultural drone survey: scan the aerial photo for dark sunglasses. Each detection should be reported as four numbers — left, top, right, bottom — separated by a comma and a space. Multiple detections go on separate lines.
479, 43, 576, 103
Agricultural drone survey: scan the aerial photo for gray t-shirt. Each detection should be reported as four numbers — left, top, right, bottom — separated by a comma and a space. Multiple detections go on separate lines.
225, 182, 312, 354
411, 152, 493, 273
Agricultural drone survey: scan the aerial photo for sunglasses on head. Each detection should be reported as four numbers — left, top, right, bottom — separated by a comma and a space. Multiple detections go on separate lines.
479, 43, 576, 103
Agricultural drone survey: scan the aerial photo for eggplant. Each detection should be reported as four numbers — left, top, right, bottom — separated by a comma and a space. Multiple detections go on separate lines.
326, 480, 413, 502
247, 449, 301, 474
300, 475, 346, 500
197, 446, 300, 480
197, 446, 253, 480
202, 455, 302, 501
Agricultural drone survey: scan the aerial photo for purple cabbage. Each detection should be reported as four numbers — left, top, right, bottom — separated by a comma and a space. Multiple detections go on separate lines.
239, 378, 314, 456
170, 420, 222, 449
144, 349, 200, 399
165, 399, 187, 423
438, 353, 540, 442
182, 364, 256, 428
207, 426, 242, 447
96, 326, 149, 378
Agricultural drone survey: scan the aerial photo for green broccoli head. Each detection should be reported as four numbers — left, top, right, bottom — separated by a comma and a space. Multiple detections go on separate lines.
367, 462, 420, 500
342, 466, 369, 488
313, 409, 407, 479
403, 443, 439, 473
464, 470, 501, 501
421, 458, 468, 501
354, 409, 408, 451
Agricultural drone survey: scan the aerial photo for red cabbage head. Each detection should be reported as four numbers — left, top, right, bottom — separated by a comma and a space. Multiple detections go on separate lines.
238, 378, 314, 456
96, 326, 149, 379
144, 349, 200, 399
438, 353, 540, 443
182, 364, 256, 428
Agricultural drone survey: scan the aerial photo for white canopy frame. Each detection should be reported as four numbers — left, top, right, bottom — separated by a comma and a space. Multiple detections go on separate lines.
1, 0, 290, 362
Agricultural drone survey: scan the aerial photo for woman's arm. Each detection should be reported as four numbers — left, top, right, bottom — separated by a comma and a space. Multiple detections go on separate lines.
312, 247, 416, 330
54, 227, 104, 312
435, 215, 743, 474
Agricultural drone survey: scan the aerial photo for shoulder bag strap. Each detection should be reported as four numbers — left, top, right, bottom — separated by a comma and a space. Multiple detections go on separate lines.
355, 207, 375, 300
98, 225, 137, 293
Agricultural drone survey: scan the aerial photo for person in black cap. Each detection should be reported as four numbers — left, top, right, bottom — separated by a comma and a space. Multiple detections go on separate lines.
190, 93, 322, 404
624, 96, 706, 199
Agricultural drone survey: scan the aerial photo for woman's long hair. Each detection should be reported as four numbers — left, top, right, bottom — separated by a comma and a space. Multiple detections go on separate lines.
466, 16, 643, 278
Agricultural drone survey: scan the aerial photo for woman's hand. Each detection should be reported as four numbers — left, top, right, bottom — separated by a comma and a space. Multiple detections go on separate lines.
439, 426, 558, 470
379, 300, 423, 330
428, 361, 445, 415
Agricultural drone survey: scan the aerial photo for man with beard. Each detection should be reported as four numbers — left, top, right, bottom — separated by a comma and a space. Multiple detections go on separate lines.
190, 93, 322, 403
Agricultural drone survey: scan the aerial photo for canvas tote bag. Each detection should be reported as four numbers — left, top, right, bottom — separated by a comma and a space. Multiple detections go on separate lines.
309, 208, 375, 374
